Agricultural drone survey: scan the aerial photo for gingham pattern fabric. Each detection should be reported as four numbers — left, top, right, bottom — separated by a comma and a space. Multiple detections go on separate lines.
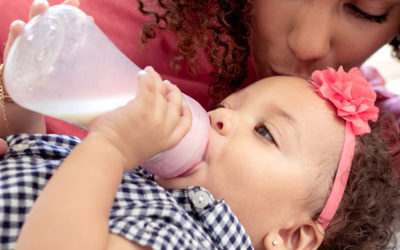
0, 134, 253, 250
0, 134, 80, 250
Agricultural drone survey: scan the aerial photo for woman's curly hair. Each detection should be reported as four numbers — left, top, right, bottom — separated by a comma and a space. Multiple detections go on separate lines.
137, 0, 254, 105
318, 113, 400, 249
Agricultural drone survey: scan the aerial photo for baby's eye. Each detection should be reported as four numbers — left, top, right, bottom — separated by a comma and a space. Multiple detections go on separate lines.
254, 123, 276, 144
215, 102, 231, 109
215, 103, 226, 109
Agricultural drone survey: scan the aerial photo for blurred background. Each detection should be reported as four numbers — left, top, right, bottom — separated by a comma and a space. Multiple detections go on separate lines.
364, 44, 400, 94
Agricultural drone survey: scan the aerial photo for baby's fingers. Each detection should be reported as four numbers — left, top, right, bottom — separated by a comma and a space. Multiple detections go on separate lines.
29, 0, 49, 20
164, 80, 183, 107
136, 67, 166, 102
168, 105, 192, 145
142, 66, 164, 94
164, 80, 186, 130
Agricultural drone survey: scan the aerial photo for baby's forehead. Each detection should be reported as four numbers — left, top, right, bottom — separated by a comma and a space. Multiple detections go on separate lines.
245, 76, 313, 94
226, 76, 319, 107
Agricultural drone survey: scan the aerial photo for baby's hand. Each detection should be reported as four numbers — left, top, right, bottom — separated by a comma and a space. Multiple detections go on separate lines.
88, 67, 192, 172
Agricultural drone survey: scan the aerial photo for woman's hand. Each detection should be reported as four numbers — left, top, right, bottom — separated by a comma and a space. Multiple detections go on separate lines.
1, 21, 46, 138
4, 0, 80, 61
1, 0, 82, 138
88, 67, 192, 172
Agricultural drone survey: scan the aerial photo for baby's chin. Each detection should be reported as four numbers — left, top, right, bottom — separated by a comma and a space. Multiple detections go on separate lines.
155, 160, 208, 190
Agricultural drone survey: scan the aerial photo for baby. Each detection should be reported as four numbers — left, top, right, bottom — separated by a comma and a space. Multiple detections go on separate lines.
1, 67, 399, 250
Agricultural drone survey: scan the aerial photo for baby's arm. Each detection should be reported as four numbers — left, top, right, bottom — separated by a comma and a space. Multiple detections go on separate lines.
15, 67, 192, 250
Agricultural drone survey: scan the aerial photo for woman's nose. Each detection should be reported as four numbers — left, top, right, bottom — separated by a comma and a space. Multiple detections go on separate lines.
288, 8, 332, 61
209, 109, 234, 136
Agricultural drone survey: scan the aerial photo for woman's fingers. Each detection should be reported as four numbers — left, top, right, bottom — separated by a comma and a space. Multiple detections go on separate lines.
29, 0, 49, 20
29, 0, 80, 21
62, 0, 80, 7
0, 139, 8, 156
5, 0, 83, 62
3, 20, 26, 62
62, 0, 91, 22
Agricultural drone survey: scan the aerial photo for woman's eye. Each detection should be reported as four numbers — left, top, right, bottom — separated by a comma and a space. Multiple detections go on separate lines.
345, 4, 388, 24
254, 123, 276, 144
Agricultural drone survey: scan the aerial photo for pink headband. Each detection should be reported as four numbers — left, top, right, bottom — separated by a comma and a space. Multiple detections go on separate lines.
310, 66, 379, 230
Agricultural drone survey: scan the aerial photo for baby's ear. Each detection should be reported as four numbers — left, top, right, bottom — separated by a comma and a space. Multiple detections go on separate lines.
263, 221, 324, 250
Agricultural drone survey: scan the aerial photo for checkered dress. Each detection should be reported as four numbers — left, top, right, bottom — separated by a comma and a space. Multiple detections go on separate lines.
0, 134, 253, 250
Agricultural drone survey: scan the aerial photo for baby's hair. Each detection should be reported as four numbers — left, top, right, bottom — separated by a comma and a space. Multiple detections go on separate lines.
317, 112, 400, 249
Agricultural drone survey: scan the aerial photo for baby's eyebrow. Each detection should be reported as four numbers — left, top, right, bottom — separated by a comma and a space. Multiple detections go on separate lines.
270, 106, 300, 147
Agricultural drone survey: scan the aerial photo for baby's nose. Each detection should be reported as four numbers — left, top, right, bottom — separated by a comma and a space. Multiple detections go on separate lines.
209, 109, 234, 136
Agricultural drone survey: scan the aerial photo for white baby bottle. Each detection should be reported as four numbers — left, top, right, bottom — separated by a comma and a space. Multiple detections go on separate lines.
4, 5, 210, 178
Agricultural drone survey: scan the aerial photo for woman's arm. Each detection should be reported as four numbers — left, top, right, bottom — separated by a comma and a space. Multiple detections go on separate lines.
1, 9, 50, 137
15, 66, 191, 250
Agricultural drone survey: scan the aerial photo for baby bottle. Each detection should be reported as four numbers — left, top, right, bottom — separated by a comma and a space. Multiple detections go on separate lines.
3, 5, 210, 178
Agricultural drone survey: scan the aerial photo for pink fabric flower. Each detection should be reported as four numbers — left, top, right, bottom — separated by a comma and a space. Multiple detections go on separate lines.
311, 66, 379, 135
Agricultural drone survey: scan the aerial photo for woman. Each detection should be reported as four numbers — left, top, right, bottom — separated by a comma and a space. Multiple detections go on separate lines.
2, 0, 400, 110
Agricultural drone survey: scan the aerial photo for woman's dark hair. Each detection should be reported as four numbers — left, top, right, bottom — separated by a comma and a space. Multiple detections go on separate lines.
390, 36, 400, 61
318, 113, 400, 249
137, 0, 254, 105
